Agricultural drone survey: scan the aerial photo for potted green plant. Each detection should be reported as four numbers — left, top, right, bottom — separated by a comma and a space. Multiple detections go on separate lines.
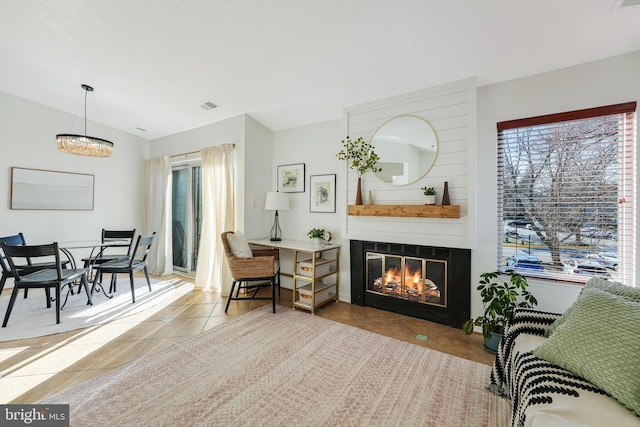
307, 228, 326, 245
461, 270, 537, 353
336, 136, 380, 205
421, 186, 436, 205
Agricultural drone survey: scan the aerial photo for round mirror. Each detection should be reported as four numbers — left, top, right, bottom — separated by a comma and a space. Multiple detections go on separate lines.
371, 115, 438, 185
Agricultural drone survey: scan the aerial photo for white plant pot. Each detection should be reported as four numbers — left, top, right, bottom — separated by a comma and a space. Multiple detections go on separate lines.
424, 195, 436, 205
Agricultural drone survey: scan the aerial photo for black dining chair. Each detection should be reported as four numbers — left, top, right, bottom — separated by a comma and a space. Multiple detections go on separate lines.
0, 233, 69, 302
92, 233, 156, 303
80, 229, 136, 293
1, 242, 92, 327
81, 228, 137, 268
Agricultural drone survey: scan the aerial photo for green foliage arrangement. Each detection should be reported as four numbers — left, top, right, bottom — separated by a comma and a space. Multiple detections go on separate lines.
307, 228, 325, 239
461, 270, 538, 338
421, 186, 436, 195
336, 136, 381, 177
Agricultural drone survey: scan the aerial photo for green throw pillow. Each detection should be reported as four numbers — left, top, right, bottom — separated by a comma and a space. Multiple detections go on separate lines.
547, 278, 640, 337
584, 277, 640, 300
533, 287, 640, 416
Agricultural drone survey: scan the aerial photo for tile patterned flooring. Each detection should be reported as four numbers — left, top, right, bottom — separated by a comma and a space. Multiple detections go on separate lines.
0, 274, 494, 404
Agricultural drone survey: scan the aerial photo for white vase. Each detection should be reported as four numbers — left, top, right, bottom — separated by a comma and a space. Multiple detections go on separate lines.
424, 195, 436, 205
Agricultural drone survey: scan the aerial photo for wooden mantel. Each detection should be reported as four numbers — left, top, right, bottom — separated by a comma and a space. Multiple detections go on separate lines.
348, 204, 460, 218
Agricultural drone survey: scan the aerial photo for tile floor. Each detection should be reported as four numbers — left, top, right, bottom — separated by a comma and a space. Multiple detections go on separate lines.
0, 274, 494, 404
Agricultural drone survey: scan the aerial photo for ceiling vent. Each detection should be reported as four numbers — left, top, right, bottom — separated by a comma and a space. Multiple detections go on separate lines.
135, 127, 147, 132
199, 101, 218, 111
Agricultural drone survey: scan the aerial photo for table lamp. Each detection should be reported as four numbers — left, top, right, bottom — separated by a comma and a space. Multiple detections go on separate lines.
265, 192, 290, 241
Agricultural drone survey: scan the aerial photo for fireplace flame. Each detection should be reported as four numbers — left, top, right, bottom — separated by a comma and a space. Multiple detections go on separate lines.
385, 268, 399, 285
412, 272, 420, 284
366, 251, 447, 308
373, 264, 440, 303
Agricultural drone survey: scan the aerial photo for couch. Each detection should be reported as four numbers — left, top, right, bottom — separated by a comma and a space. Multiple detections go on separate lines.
489, 278, 640, 427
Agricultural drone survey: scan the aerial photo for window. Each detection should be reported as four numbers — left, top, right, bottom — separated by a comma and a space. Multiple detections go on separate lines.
497, 102, 636, 284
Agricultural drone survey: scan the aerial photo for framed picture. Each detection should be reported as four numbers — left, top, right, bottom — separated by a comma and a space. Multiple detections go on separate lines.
310, 174, 336, 213
10, 167, 95, 210
277, 163, 305, 193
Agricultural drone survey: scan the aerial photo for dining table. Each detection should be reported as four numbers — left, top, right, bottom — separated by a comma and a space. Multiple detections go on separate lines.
57, 239, 129, 306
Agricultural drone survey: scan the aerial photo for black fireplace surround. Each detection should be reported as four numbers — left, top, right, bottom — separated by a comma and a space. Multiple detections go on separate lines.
350, 240, 471, 327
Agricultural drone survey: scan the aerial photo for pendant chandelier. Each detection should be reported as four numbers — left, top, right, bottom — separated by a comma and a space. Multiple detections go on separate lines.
57, 84, 114, 158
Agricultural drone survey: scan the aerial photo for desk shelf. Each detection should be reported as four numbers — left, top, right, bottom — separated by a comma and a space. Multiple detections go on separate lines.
293, 246, 339, 314
295, 281, 336, 310
248, 239, 340, 314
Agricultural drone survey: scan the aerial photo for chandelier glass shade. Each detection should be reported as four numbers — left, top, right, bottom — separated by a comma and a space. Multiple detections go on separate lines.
57, 134, 113, 157
57, 84, 114, 158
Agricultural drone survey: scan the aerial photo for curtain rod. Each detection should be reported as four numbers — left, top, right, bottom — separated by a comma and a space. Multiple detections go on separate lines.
170, 144, 236, 158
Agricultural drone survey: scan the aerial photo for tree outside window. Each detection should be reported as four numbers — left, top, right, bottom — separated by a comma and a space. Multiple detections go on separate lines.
497, 103, 636, 284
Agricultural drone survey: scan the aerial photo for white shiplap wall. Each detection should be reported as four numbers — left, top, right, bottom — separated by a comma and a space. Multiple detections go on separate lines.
343, 78, 477, 249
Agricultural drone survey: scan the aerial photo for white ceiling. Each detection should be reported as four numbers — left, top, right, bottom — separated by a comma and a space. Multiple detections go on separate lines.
1, 0, 639, 140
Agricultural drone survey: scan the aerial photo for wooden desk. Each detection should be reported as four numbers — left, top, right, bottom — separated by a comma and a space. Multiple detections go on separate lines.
248, 239, 340, 314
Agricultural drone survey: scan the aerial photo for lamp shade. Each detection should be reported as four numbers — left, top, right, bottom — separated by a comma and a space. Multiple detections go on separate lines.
264, 192, 289, 211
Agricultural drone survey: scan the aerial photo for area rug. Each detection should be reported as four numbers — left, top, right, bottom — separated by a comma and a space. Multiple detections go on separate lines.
0, 277, 194, 341
43, 305, 511, 426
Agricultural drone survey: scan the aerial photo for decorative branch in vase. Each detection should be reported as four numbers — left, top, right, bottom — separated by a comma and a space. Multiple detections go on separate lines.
336, 136, 381, 205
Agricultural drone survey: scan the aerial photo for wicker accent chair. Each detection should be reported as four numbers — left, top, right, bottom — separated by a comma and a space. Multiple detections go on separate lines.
221, 232, 280, 313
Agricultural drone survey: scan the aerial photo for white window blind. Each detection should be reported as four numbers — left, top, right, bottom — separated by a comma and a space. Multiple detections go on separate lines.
497, 102, 636, 285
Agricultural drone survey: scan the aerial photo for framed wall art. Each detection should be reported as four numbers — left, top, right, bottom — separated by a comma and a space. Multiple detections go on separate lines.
309, 174, 336, 213
10, 167, 95, 210
277, 163, 305, 193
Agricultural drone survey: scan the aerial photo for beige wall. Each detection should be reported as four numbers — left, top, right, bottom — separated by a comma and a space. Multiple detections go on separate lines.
272, 51, 640, 314
343, 78, 477, 249
0, 91, 148, 253
475, 50, 640, 315
3, 50, 637, 316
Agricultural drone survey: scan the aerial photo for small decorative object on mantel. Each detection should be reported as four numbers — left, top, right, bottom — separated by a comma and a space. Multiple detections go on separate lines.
441, 181, 451, 205
421, 186, 436, 205
336, 136, 380, 205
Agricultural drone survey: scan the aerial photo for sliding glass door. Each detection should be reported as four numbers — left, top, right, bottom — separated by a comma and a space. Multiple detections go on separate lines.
172, 162, 202, 274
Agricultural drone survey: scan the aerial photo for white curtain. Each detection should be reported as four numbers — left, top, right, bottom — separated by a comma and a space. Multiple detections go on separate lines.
195, 144, 235, 293
142, 156, 173, 276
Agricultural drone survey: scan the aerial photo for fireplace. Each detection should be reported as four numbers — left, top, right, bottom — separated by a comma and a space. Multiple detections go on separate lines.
367, 253, 447, 306
351, 240, 470, 327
